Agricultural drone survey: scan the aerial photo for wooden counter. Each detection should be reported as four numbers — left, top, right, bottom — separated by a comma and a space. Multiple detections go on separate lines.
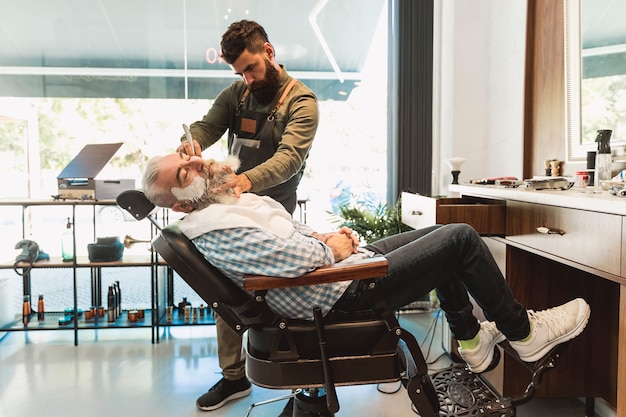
447, 184, 623, 416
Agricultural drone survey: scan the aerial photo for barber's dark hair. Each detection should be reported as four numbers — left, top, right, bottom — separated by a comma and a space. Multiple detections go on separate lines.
220, 20, 270, 64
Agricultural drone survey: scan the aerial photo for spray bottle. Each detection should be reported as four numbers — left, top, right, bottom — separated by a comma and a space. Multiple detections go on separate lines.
594, 129, 612, 187
61, 217, 74, 261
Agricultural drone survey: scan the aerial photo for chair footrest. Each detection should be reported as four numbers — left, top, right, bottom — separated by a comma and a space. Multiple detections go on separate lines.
430, 364, 515, 416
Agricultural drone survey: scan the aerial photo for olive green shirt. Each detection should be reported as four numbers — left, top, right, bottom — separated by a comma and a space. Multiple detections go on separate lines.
186, 67, 319, 194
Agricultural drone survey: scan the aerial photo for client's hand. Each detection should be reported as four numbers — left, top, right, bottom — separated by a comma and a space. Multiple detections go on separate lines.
336, 226, 359, 249
325, 232, 357, 262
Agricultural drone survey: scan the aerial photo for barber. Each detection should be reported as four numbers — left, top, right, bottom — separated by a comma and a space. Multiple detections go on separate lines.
177, 20, 319, 414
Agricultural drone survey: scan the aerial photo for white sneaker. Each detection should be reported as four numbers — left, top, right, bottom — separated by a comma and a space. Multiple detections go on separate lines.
458, 321, 506, 373
509, 298, 590, 363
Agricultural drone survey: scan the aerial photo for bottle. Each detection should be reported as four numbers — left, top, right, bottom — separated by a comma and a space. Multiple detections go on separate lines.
111, 282, 118, 318
61, 218, 74, 261
166, 306, 173, 323
586, 150, 596, 186
115, 280, 122, 317
37, 294, 45, 322
594, 129, 613, 187
178, 297, 189, 312
22, 295, 31, 325
184, 305, 191, 323
107, 285, 115, 323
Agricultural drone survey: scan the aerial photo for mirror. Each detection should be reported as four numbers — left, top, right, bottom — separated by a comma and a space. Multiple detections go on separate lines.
565, 0, 626, 162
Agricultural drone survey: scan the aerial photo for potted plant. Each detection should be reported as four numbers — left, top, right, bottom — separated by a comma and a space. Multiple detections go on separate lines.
330, 197, 410, 244
330, 195, 438, 312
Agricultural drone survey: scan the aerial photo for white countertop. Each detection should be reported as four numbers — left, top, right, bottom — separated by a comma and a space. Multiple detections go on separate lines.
449, 183, 626, 216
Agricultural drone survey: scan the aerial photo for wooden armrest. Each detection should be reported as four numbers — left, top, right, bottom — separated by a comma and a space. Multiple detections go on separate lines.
243, 257, 388, 291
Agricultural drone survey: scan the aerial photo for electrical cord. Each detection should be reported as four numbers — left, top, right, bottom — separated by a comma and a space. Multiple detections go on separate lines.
377, 307, 450, 397
378, 190, 448, 398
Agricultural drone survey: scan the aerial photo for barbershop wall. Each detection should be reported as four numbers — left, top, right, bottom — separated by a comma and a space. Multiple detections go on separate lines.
435, 0, 527, 195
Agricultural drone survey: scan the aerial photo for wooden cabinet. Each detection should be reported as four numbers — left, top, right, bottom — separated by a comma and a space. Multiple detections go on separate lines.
445, 184, 624, 415
401, 192, 506, 235
507, 201, 622, 276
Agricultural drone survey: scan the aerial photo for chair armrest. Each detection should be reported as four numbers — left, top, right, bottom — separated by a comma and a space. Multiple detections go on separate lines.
243, 257, 388, 291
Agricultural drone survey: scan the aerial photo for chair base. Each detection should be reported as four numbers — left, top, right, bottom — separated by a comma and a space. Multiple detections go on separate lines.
431, 364, 515, 416
245, 389, 335, 417
291, 390, 335, 417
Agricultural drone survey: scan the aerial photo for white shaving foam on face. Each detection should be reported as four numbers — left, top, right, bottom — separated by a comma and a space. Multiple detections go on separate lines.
171, 176, 206, 202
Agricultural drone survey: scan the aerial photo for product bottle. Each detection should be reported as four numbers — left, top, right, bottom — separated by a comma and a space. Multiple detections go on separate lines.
111, 282, 118, 318
37, 294, 45, 322
178, 297, 189, 312
115, 280, 122, 317
61, 218, 74, 261
107, 285, 115, 323
594, 129, 613, 187
22, 295, 31, 325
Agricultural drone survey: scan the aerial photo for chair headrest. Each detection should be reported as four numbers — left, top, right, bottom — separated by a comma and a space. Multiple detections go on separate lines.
116, 190, 156, 221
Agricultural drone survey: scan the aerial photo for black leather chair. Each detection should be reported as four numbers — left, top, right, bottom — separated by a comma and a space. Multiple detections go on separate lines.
116, 190, 570, 417
117, 190, 439, 417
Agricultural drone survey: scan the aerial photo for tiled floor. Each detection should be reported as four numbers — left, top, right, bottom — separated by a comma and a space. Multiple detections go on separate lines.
0, 312, 600, 417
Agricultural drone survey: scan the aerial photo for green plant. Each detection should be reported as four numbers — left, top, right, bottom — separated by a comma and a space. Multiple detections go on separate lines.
331, 195, 439, 310
330, 197, 412, 243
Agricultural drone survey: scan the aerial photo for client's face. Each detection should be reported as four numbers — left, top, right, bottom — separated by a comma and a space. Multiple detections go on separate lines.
156, 153, 238, 211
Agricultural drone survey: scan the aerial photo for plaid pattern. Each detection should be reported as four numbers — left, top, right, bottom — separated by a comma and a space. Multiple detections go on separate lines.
192, 226, 352, 320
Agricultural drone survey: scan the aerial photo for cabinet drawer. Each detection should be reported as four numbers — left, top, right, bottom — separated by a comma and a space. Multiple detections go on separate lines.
401, 192, 505, 235
506, 201, 621, 275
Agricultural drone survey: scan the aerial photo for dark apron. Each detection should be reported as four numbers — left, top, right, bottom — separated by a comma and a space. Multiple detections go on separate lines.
228, 79, 302, 214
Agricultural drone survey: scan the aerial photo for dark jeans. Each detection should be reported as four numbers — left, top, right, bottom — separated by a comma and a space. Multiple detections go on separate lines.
331, 224, 530, 341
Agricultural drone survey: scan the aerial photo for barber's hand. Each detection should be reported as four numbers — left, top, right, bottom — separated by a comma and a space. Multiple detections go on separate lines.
211, 173, 252, 198
325, 233, 357, 262
176, 139, 202, 156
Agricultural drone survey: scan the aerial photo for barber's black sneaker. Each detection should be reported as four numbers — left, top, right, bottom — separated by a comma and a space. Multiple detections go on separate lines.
196, 377, 252, 411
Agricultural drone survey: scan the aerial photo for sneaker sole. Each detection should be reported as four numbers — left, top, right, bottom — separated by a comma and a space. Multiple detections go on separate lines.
467, 333, 506, 373
516, 303, 591, 363
196, 386, 252, 411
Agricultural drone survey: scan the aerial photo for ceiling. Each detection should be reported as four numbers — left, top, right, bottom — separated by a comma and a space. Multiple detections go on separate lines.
0, 0, 386, 100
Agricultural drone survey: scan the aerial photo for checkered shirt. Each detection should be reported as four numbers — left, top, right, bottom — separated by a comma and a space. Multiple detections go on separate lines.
191, 222, 353, 320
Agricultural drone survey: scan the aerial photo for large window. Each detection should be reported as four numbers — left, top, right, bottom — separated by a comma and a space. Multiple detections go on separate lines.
566, 0, 626, 159
0, 0, 388, 237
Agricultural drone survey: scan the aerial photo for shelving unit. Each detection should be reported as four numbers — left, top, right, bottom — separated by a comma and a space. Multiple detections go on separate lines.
0, 198, 213, 345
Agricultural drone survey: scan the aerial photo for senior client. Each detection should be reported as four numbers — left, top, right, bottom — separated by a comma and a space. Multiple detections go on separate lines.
142, 152, 591, 380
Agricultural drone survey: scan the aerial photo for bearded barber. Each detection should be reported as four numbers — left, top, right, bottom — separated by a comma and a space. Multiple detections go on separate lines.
177, 20, 319, 415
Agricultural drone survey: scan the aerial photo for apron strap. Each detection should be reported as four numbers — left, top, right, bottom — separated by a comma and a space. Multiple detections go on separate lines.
235, 89, 251, 116
268, 78, 298, 121
234, 78, 299, 119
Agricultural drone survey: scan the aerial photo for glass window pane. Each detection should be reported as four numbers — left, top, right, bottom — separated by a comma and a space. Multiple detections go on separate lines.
1, 0, 388, 234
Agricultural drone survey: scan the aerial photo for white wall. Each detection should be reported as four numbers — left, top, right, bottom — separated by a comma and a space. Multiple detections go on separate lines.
434, 0, 527, 196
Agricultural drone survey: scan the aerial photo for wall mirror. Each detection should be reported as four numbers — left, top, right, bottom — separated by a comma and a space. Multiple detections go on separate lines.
565, 0, 626, 162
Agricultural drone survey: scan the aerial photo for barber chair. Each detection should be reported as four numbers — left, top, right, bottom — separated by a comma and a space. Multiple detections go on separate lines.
116, 190, 570, 417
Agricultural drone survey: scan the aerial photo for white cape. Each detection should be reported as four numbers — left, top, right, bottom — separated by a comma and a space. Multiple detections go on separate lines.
179, 193, 294, 239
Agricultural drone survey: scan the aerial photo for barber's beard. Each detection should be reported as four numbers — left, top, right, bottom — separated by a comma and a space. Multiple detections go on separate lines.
250, 60, 281, 105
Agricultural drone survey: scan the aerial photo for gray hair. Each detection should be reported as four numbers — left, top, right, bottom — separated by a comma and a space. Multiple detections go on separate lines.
142, 156, 177, 208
